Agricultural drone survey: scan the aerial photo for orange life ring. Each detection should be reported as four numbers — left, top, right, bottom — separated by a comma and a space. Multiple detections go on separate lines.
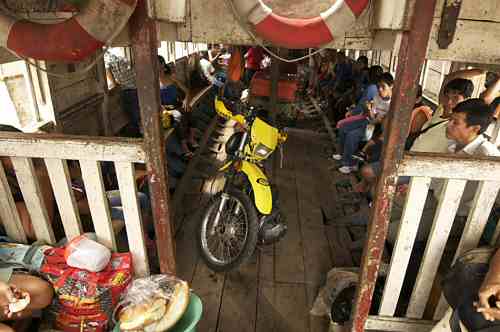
232, 0, 369, 49
0, 0, 137, 62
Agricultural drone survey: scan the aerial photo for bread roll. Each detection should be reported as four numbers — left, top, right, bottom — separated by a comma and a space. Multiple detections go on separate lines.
143, 281, 190, 332
119, 298, 167, 330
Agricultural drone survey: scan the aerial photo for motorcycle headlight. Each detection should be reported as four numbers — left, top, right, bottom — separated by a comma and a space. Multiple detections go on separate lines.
254, 143, 272, 158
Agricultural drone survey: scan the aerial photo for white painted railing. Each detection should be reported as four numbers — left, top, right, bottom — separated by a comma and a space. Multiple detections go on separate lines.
367, 152, 500, 331
0, 133, 150, 277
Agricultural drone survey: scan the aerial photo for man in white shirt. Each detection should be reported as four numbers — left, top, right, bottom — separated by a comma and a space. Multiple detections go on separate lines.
432, 98, 500, 216
199, 51, 216, 84
430, 101, 500, 332
387, 99, 499, 244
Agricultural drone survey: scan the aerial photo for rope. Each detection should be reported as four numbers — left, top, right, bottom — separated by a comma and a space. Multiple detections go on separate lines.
15, 47, 108, 79
223, 0, 331, 63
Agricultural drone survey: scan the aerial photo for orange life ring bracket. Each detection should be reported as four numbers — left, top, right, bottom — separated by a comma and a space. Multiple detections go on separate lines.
232, 0, 369, 49
0, 0, 137, 62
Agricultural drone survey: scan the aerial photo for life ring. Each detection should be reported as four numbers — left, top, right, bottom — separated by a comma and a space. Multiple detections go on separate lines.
232, 0, 369, 49
0, 0, 137, 62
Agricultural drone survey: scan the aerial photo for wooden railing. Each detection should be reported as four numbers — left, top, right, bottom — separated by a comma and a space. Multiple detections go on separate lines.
366, 152, 500, 331
0, 133, 150, 277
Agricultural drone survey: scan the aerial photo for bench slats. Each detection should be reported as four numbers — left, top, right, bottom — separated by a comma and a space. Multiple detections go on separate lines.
433, 181, 500, 319
0, 133, 145, 163
0, 162, 27, 243
11, 157, 55, 244
115, 162, 150, 277
379, 177, 432, 316
406, 179, 467, 319
44, 158, 83, 242
79, 160, 116, 251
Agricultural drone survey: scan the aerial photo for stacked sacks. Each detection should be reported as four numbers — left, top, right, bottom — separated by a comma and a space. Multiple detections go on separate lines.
40, 246, 133, 332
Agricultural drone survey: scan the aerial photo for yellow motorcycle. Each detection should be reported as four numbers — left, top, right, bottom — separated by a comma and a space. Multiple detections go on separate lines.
197, 96, 288, 271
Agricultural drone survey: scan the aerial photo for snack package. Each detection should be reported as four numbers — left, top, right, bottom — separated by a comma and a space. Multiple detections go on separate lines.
117, 275, 190, 332
41, 247, 132, 332
64, 235, 111, 272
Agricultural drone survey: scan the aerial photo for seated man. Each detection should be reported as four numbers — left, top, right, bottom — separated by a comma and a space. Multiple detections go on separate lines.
355, 78, 475, 196
387, 99, 499, 244
199, 51, 216, 84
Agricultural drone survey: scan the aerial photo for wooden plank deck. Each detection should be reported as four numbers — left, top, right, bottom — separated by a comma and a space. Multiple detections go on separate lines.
175, 130, 362, 332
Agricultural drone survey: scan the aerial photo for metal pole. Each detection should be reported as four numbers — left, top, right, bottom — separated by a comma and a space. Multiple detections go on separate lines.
129, 0, 176, 274
270, 48, 281, 122
349, 0, 437, 330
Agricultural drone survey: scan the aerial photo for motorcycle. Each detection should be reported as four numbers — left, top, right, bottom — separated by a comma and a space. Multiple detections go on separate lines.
196, 95, 288, 272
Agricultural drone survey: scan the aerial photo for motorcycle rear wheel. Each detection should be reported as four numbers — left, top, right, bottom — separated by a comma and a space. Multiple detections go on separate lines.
197, 189, 259, 272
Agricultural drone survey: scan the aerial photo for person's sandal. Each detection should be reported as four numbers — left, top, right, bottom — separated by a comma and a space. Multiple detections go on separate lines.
189, 142, 200, 151
182, 152, 194, 161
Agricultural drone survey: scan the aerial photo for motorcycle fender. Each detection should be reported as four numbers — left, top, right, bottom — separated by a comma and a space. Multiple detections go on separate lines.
240, 161, 272, 215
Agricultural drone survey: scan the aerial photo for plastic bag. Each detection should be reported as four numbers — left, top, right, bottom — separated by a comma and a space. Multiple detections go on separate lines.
64, 234, 111, 272
41, 247, 133, 332
310, 268, 359, 318
117, 275, 190, 332
311, 265, 388, 323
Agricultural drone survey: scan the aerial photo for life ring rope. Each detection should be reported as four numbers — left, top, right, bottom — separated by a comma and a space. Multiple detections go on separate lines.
232, 0, 370, 49
0, 0, 137, 62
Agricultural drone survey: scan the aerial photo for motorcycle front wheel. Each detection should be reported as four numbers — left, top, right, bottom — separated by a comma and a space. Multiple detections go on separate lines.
197, 189, 259, 272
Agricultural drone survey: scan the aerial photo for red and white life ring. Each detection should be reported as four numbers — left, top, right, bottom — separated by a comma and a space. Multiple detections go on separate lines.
0, 0, 137, 62
232, 0, 369, 49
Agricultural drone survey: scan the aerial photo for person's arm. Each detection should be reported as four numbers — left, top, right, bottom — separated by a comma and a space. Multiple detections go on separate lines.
0, 281, 16, 318
410, 111, 430, 134
171, 77, 189, 97
475, 249, 500, 321
171, 77, 191, 109
209, 51, 221, 64
106, 68, 117, 89
481, 75, 500, 105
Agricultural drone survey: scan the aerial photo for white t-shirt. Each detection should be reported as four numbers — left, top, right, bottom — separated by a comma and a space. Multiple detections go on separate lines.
432, 134, 500, 216
199, 58, 215, 83
372, 94, 391, 118
485, 119, 500, 144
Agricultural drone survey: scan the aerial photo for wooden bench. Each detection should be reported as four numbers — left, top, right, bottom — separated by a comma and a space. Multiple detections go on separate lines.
365, 152, 500, 331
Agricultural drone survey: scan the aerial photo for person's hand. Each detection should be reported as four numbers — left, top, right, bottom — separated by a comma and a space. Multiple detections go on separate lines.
0, 282, 17, 318
366, 101, 374, 112
474, 281, 500, 322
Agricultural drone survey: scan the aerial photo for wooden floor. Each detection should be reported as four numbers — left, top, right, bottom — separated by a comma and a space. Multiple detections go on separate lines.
174, 128, 366, 332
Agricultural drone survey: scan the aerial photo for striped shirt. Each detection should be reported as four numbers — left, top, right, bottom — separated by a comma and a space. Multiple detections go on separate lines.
104, 53, 136, 90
